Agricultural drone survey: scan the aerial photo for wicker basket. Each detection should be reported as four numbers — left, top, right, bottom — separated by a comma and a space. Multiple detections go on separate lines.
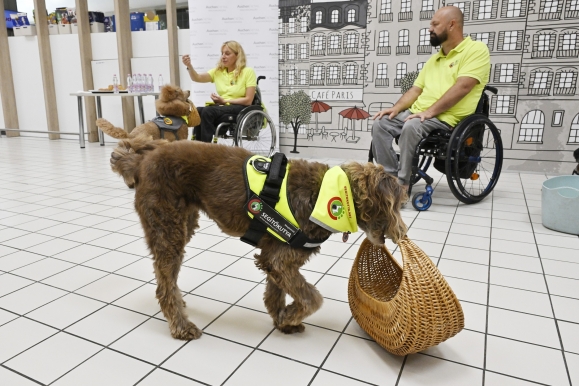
348, 237, 464, 356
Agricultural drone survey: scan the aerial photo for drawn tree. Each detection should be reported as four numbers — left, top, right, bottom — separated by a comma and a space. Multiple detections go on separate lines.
280, 90, 312, 154
400, 70, 420, 94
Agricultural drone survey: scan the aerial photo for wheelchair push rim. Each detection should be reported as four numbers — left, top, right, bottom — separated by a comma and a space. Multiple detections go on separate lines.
235, 110, 277, 157
445, 115, 503, 204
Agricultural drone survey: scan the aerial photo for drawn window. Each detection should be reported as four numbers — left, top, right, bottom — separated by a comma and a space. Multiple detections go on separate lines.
328, 65, 340, 80
498, 63, 515, 82
531, 71, 552, 89
503, 31, 518, 50
301, 18, 308, 32
288, 18, 295, 33
279, 70, 284, 85
494, 95, 514, 114
379, 30, 390, 46
300, 43, 308, 59
396, 63, 407, 79
398, 29, 410, 46
538, 34, 552, 51
278, 44, 284, 60
311, 65, 324, 81
347, 9, 356, 22
560, 33, 578, 50
570, 0, 579, 11
519, 110, 545, 142
287, 44, 295, 60
313, 35, 324, 51
569, 114, 579, 143
448, 2, 466, 13
506, 0, 522, 17
475, 32, 491, 46
329, 35, 341, 49
278, 18, 283, 34
344, 64, 357, 79
558, 71, 575, 88
552, 111, 564, 126
401, 0, 412, 13
419, 28, 429, 45
288, 69, 295, 85
543, 0, 560, 13
422, 0, 434, 11
345, 33, 358, 48
478, 0, 493, 19
418, 62, 425, 71
315, 11, 322, 24
331, 10, 339, 23
377, 64, 388, 78
300, 70, 308, 85
381, 0, 392, 13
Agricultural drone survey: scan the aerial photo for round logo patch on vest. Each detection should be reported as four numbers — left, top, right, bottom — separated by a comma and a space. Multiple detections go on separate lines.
327, 197, 344, 220
163, 117, 173, 125
248, 198, 263, 214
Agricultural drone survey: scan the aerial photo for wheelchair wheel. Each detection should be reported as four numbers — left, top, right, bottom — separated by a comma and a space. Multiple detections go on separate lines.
412, 192, 432, 211
234, 110, 276, 157
445, 115, 503, 204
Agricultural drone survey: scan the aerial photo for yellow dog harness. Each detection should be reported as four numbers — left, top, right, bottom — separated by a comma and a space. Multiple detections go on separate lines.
242, 153, 357, 248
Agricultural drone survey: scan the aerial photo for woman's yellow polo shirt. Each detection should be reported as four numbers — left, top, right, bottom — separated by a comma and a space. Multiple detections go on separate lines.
207, 67, 257, 101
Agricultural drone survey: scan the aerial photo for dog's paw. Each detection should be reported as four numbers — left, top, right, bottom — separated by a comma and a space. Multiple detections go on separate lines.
277, 323, 305, 334
171, 322, 202, 340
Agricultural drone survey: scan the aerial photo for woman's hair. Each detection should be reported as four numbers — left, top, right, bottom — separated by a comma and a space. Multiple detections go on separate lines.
216, 41, 247, 80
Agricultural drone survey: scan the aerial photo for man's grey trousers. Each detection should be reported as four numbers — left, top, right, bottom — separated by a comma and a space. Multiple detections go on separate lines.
371, 109, 450, 185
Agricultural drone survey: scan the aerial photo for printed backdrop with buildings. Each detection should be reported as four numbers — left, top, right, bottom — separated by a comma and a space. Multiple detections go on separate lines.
190, 0, 579, 173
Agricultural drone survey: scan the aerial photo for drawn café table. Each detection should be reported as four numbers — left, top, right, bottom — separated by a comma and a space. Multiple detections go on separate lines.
70, 90, 159, 148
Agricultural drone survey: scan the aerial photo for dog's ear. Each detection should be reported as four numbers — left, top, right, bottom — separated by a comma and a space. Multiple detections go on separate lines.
184, 90, 191, 99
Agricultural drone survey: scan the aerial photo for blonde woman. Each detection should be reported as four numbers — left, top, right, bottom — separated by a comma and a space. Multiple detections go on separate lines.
183, 41, 257, 142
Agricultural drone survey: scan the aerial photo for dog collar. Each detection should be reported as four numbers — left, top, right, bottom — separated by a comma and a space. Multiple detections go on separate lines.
309, 166, 358, 234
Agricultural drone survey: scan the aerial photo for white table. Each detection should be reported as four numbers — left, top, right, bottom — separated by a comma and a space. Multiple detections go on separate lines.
70, 91, 160, 148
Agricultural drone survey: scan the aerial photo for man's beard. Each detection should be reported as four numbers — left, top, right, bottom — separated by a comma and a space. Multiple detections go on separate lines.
430, 31, 447, 46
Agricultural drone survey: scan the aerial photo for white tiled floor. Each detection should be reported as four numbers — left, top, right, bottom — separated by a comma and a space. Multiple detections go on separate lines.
0, 137, 578, 386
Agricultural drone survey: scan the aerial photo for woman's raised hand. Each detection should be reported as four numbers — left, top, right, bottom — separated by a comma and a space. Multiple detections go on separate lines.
182, 55, 192, 69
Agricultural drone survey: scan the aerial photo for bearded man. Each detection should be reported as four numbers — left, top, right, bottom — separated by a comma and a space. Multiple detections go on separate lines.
371, 6, 490, 192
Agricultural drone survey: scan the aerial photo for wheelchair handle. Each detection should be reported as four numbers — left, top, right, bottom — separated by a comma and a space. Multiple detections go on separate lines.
484, 85, 498, 94
257, 76, 266, 84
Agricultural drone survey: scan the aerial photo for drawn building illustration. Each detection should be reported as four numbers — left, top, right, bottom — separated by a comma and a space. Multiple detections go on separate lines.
277, 0, 579, 173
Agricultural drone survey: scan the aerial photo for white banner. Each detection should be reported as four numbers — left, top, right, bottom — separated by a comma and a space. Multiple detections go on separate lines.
188, 0, 279, 137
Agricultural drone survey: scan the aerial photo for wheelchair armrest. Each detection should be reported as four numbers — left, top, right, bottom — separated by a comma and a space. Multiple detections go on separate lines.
484, 85, 498, 94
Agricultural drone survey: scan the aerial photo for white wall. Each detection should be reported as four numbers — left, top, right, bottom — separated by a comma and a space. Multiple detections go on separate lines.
3, 29, 192, 143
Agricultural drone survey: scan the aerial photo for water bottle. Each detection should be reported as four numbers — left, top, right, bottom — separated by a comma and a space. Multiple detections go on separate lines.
158, 74, 164, 92
112, 74, 119, 93
126, 74, 132, 93
132, 74, 137, 92
149, 74, 154, 92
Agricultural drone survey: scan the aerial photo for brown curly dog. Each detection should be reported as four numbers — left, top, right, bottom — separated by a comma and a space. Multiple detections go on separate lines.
96, 84, 200, 145
110, 137, 407, 340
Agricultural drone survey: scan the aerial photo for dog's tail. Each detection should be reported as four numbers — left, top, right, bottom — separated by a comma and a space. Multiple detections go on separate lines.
110, 137, 169, 188
96, 118, 129, 139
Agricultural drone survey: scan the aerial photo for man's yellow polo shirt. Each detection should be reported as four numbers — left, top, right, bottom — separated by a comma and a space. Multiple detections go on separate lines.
410, 37, 490, 127
207, 67, 257, 101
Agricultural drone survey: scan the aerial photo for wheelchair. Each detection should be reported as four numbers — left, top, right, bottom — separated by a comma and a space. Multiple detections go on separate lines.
369, 85, 503, 211
212, 75, 276, 157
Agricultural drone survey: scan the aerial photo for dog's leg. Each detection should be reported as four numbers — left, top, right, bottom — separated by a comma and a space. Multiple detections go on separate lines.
140, 200, 202, 340
257, 246, 323, 334
263, 275, 286, 326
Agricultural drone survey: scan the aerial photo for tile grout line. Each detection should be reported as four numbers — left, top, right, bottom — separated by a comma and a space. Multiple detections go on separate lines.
519, 173, 574, 386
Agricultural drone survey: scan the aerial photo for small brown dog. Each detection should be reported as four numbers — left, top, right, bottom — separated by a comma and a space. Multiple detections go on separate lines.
96, 84, 200, 145
110, 137, 407, 340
